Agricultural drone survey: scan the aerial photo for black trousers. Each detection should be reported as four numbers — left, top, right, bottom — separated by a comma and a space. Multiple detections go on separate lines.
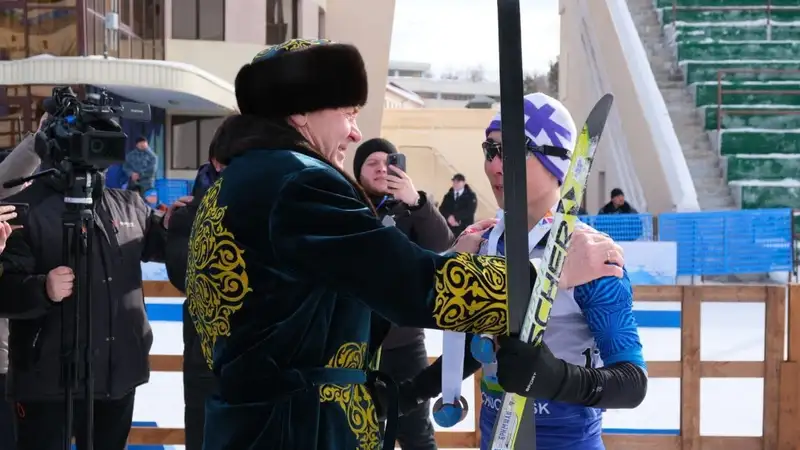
0, 374, 15, 449
184, 368, 216, 450
14, 391, 135, 450
379, 340, 437, 450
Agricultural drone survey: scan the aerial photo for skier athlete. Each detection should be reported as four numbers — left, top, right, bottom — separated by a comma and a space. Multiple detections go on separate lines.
185, 38, 552, 450
476, 92, 648, 449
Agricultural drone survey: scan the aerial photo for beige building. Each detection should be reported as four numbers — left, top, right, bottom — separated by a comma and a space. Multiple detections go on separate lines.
0, 0, 398, 181
0, 0, 494, 221
381, 108, 499, 221
388, 60, 501, 109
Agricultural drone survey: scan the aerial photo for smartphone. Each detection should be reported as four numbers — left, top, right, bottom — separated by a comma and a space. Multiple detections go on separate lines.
387, 153, 407, 174
0, 202, 29, 227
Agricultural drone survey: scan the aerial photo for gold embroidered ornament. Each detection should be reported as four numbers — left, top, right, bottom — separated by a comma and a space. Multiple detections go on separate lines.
432, 252, 509, 335
186, 180, 252, 368
319, 342, 380, 450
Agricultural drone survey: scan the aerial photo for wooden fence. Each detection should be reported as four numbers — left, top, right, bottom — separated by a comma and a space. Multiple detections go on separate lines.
131, 282, 800, 449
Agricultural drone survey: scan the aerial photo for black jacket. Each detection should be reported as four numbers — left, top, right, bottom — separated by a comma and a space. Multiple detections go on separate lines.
164, 194, 211, 377
0, 180, 165, 401
375, 192, 454, 350
596, 201, 643, 241
598, 201, 637, 215
438, 185, 478, 236
164, 168, 219, 377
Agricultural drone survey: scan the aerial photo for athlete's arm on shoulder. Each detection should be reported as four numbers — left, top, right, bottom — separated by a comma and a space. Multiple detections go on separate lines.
573, 269, 645, 370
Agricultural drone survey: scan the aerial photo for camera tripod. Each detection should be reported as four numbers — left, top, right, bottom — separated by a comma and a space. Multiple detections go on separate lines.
60, 166, 103, 450
6, 166, 103, 450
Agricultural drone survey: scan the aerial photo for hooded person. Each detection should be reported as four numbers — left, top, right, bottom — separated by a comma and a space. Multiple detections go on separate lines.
469, 92, 648, 450
185, 38, 544, 450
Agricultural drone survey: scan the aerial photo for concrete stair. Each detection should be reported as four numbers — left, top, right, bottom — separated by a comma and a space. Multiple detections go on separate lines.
625, 0, 737, 211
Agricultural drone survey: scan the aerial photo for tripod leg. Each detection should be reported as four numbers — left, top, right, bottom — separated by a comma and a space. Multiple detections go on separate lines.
83, 215, 95, 450
61, 219, 76, 450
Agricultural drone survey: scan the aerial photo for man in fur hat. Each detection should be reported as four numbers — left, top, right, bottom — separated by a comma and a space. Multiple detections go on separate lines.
184, 38, 533, 450
186, 37, 641, 450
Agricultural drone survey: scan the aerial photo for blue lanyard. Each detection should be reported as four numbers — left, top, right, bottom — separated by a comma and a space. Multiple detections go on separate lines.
376, 195, 389, 210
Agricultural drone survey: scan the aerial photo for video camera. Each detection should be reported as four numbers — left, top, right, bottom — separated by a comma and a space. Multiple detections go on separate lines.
39, 86, 151, 170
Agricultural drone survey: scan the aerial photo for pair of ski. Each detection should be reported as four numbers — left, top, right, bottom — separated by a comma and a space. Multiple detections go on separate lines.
490, 5, 614, 449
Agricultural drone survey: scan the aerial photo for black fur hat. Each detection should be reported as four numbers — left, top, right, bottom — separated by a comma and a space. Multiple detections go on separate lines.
234, 38, 369, 118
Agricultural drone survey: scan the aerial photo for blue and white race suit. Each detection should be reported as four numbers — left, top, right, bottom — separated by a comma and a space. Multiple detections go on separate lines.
478, 227, 645, 450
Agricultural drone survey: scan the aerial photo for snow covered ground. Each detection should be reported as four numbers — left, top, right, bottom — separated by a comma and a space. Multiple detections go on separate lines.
134, 264, 776, 449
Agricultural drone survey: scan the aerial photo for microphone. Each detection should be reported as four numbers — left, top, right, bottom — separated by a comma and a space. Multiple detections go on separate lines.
2, 176, 28, 189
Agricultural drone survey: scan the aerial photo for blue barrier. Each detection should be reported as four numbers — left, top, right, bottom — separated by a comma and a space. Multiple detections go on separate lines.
659, 209, 794, 276
580, 213, 655, 241
155, 179, 192, 205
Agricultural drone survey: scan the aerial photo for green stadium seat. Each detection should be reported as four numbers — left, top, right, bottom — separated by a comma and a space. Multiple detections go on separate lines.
684, 61, 800, 85
694, 82, 800, 107
661, 8, 800, 25
653, 1, 800, 209
703, 105, 800, 130
727, 155, 800, 181
655, 0, 800, 7
677, 41, 800, 61
733, 183, 800, 209
672, 25, 800, 42
719, 130, 800, 156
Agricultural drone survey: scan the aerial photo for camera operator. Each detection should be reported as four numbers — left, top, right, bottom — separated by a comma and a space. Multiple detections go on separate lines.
0, 115, 188, 450
164, 115, 238, 450
352, 138, 453, 450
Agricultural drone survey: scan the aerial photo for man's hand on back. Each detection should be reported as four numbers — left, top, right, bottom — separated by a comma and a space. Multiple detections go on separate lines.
164, 196, 193, 230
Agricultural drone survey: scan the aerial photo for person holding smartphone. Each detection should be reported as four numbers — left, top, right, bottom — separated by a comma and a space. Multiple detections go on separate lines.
0, 109, 48, 449
352, 138, 453, 450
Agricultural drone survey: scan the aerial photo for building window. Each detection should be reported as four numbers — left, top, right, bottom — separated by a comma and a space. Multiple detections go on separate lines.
0, 7, 80, 58
416, 91, 438, 100
266, 0, 297, 44
0, 92, 24, 150
441, 93, 473, 101
392, 69, 425, 78
171, 0, 224, 41
171, 116, 225, 170
0, 85, 77, 149
86, 0, 164, 59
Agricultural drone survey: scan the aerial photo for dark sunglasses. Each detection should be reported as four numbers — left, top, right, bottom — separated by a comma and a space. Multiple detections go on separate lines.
481, 139, 571, 162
